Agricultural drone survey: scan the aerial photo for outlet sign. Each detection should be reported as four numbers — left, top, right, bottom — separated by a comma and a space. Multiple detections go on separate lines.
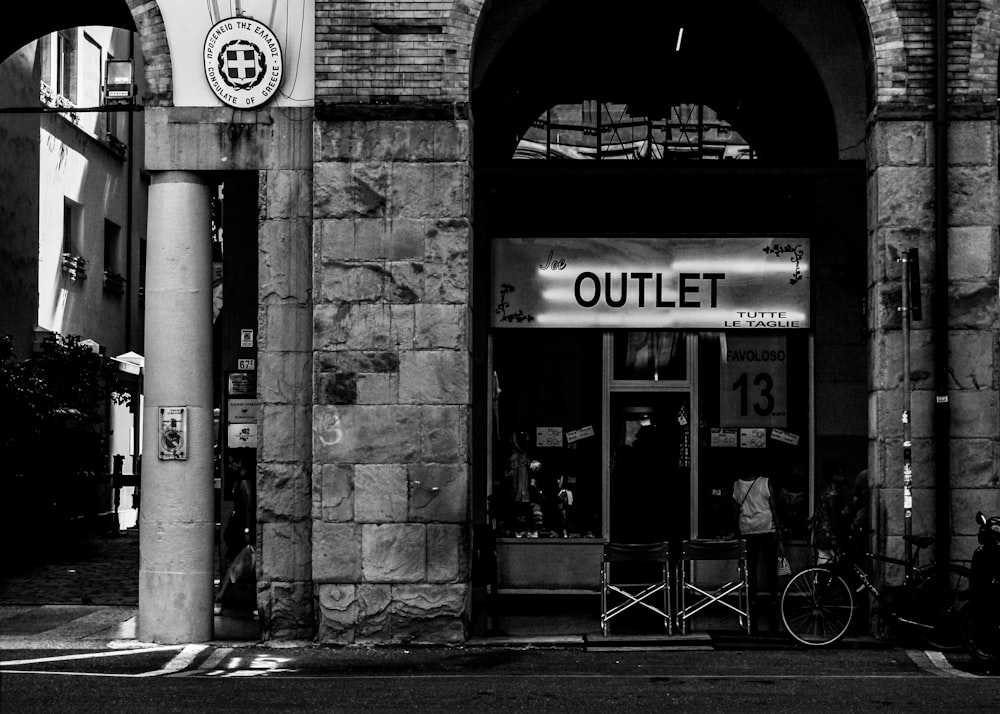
491, 237, 809, 329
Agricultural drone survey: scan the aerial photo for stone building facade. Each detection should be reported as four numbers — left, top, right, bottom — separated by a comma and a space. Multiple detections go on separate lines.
6, 0, 996, 645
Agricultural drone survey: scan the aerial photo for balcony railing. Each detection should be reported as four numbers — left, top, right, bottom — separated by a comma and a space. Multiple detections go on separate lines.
103, 270, 126, 295
40, 82, 80, 124
61, 253, 87, 281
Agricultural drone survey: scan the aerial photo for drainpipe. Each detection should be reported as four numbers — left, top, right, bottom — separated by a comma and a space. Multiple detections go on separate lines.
125, 31, 135, 351
934, 0, 950, 568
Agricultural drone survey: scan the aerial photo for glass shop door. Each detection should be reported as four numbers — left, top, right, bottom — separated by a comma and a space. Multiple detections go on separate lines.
605, 331, 694, 548
608, 393, 692, 547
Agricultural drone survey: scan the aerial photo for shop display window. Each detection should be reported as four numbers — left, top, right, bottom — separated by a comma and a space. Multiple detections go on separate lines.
490, 329, 602, 539
695, 332, 811, 541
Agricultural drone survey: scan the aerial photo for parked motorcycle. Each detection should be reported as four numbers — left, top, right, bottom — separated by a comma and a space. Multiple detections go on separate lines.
961, 511, 1000, 664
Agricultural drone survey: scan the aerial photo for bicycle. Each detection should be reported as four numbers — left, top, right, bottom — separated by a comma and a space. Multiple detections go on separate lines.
780, 531, 970, 648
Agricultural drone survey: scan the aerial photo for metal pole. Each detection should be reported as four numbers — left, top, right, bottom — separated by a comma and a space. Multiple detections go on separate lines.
125, 32, 135, 351
899, 251, 913, 567
596, 100, 602, 160
546, 108, 551, 159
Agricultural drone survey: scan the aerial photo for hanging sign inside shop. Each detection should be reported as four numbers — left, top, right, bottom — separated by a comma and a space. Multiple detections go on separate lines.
158, 406, 188, 460
710, 428, 739, 448
721, 335, 788, 428
740, 428, 767, 448
491, 237, 809, 329
770, 428, 800, 446
536, 426, 564, 447
566, 425, 596, 444
203, 16, 283, 109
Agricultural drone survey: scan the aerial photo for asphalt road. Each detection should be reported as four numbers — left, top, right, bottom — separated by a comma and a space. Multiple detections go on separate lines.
1, 645, 997, 712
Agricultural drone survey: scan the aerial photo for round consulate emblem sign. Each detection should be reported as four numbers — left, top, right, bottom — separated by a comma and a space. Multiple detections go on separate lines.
204, 17, 283, 108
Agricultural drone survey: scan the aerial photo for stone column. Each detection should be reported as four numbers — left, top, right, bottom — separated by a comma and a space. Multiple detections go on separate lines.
139, 171, 215, 643
869, 115, 1000, 580
868, 117, 937, 583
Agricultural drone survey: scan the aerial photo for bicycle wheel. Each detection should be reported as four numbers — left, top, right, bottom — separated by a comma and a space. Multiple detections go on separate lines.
961, 606, 999, 663
781, 566, 854, 646
908, 562, 971, 651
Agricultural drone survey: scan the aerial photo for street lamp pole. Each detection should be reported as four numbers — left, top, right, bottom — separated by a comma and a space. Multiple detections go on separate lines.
899, 249, 914, 567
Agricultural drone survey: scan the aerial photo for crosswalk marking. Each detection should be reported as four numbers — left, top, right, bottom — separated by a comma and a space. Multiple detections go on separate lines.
0, 645, 183, 667
134, 644, 207, 677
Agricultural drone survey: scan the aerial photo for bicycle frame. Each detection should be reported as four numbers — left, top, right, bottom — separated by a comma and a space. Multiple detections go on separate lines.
824, 546, 939, 633
781, 537, 969, 648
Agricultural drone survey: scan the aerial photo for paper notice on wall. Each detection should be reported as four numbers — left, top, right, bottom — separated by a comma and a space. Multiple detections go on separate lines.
710, 428, 739, 448
158, 406, 187, 460
566, 425, 595, 444
228, 423, 258, 449
228, 398, 258, 424
740, 428, 767, 449
770, 428, 800, 446
536, 426, 564, 447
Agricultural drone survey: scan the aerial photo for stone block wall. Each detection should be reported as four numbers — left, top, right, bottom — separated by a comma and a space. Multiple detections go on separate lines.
257, 166, 316, 638
254, 112, 316, 639
312, 118, 472, 643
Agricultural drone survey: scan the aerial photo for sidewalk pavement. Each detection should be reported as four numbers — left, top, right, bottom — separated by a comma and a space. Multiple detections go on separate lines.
0, 527, 887, 653
3, 601, 885, 653
0, 526, 260, 650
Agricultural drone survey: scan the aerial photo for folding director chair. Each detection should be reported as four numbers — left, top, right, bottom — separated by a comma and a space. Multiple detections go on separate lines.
600, 541, 673, 636
676, 538, 750, 634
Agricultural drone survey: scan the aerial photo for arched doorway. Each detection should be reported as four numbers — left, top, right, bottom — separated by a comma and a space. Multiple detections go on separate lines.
470, 0, 870, 635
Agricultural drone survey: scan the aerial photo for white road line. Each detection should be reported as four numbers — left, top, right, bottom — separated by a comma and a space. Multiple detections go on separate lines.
134, 644, 208, 677
168, 647, 232, 677
920, 650, 981, 678
0, 669, 140, 678
0, 646, 183, 667
199, 647, 232, 671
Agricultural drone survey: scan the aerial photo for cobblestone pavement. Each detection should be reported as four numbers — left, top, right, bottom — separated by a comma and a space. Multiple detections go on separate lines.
0, 527, 139, 606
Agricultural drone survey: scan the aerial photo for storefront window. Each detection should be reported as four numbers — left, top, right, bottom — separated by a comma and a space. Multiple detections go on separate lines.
491, 330, 602, 538
515, 102, 754, 161
696, 332, 811, 541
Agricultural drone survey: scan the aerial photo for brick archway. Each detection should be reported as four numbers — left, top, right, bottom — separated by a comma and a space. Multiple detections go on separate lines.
971, 2, 1000, 105
123, 0, 172, 105
1, 1, 133, 62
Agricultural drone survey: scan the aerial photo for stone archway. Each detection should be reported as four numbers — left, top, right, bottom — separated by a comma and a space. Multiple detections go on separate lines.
1, 1, 135, 62
122, 0, 172, 105
468, 0, 874, 634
